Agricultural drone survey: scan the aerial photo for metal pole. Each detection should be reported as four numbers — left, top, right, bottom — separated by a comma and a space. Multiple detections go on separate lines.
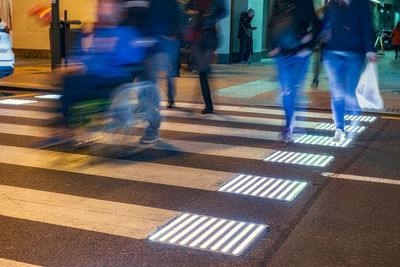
50, 0, 61, 69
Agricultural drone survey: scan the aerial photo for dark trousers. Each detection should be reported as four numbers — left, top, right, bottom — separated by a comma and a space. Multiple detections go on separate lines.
193, 46, 215, 110
394, 45, 399, 59
239, 36, 251, 62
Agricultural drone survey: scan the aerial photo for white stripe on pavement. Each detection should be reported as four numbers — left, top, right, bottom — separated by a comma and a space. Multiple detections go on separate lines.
0, 145, 235, 191
160, 101, 333, 119
0, 108, 55, 120
162, 110, 320, 129
0, 259, 42, 267
0, 185, 178, 240
322, 172, 400, 186
0, 123, 273, 160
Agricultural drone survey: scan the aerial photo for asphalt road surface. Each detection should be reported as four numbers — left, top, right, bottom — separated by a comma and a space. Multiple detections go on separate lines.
0, 91, 399, 267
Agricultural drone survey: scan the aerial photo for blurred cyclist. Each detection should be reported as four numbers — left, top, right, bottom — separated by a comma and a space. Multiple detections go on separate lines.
36, 0, 149, 147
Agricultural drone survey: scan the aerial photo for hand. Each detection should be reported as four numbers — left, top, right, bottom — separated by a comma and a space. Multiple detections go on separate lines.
366, 51, 378, 63
268, 47, 281, 57
162, 35, 177, 41
300, 33, 313, 44
296, 48, 312, 57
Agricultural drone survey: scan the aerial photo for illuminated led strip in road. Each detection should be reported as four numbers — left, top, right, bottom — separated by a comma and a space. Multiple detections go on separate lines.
148, 213, 268, 256
293, 134, 352, 148
0, 99, 38, 105
35, 94, 62, 100
264, 151, 334, 167
344, 115, 377, 122
218, 175, 307, 202
315, 123, 366, 134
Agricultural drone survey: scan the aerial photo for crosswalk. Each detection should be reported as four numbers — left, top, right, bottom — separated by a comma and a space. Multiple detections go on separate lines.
0, 94, 379, 264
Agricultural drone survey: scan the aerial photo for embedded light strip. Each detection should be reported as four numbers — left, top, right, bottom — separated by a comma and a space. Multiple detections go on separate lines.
293, 134, 352, 148
148, 213, 268, 256
264, 151, 334, 167
315, 123, 366, 134
35, 94, 62, 100
344, 115, 377, 122
0, 99, 38, 105
218, 175, 307, 202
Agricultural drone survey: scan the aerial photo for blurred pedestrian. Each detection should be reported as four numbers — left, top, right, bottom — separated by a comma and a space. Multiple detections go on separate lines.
158, 0, 182, 109
184, 0, 227, 114
322, 0, 377, 144
268, 0, 322, 142
392, 22, 400, 59
238, 9, 257, 64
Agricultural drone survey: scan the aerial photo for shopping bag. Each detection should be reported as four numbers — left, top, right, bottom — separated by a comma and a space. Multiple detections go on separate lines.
356, 62, 384, 110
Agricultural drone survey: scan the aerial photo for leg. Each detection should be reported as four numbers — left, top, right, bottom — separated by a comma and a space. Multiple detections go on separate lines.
276, 55, 310, 132
244, 38, 252, 62
343, 55, 365, 117
140, 53, 162, 142
395, 46, 399, 59
239, 37, 248, 62
194, 46, 214, 112
166, 39, 181, 106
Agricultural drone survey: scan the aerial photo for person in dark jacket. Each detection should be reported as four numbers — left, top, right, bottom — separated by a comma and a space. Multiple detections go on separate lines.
185, 0, 226, 114
322, 0, 377, 144
268, 0, 322, 142
238, 9, 257, 64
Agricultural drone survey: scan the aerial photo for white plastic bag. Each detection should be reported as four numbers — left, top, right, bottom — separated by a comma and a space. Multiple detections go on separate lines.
356, 62, 383, 110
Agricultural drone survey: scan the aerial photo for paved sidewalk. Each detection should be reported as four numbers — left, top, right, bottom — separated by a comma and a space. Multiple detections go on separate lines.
1, 51, 399, 113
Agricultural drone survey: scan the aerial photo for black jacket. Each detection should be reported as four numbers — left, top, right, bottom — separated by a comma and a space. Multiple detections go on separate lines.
322, 0, 376, 55
267, 0, 322, 55
238, 12, 252, 39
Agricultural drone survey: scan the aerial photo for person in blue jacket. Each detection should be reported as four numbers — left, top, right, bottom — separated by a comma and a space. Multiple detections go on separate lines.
322, 0, 377, 144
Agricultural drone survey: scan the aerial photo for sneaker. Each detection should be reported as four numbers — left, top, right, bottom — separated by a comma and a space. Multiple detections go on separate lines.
332, 129, 346, 144
139, 133, 160, 145
280, 128, 293, 144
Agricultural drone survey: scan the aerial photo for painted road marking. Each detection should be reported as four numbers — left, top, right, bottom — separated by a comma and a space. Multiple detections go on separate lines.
293, 134, 352, 148
148, 213, 268, 256
0, 123, 274, 160
0, 99, 38, 105
160, 101, 333, 119
218, 174, 307, 201
0, 145, 236, 191
315, 123, 366, 133
344, 115, 377, 122
322, 173, 400, 186
163, 110, 320, 129
0, 185, 178, 240
264, 151, 334, 168
35, 94, 62, 100
0, 258, 41, 267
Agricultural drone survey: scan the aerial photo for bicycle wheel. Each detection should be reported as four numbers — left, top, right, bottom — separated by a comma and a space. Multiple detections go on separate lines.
96, 83, 148, 157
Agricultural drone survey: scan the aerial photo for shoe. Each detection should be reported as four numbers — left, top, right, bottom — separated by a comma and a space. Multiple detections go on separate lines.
332, 129, 346, 144
139, 133, 160, 145
30, 136, 68, 149
201, 108, 214, 114
167, 100, 175, 109
280, 128, 293, 144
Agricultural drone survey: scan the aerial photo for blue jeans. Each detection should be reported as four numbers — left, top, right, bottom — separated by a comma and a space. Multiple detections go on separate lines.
160, 38, 181, 102
276, 54, 311, 131
323, 51, 364, 131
